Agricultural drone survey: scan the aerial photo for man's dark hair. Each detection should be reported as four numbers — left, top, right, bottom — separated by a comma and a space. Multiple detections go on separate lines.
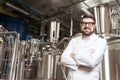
80, 15, 96, 23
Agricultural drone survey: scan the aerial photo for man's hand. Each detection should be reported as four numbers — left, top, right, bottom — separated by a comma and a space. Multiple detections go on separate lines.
70, 53, 75, 58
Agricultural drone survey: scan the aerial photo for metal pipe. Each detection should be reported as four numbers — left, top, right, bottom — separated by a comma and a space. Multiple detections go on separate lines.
100, 5, 106, 34
50, 20, 56, 42
70, 15, 73, 37
100, 5, 111, 35
0, 31, 18, 34
61, 65, 68, 80
6, 2, 30, 15
94, 7, 101, 34
104, 49, 110, 80
50, 20, 60, 43
56, 21, 60, 42
6, 32, 19, 80
15, 34, 20, 80
19, 41, 26, 80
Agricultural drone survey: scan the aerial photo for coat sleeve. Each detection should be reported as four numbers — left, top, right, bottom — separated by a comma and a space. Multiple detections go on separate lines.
74, 39, 107, 68
61, 39, 78, 70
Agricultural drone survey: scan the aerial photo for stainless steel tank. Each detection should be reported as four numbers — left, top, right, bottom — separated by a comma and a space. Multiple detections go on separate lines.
101, 37, 120, 80
108, 37, 120, 80
37, 46, 61, 80
18, 39, 41, 80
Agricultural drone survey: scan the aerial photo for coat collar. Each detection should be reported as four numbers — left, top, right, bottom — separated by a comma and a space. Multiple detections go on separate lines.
89, 33, 98, 41
78, 33, 98, 42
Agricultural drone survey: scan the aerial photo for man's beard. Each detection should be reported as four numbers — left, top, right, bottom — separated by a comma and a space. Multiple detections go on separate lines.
81, 27, 94, 36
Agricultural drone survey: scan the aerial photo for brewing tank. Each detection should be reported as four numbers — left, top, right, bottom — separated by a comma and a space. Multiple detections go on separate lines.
108, 38, 120, 80
101, 37, 120, 80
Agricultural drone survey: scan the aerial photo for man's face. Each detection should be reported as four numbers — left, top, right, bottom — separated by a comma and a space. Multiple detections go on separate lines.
80, 18, 96, 36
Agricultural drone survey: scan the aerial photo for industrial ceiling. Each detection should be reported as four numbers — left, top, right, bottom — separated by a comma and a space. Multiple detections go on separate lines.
0, 0, 120, 38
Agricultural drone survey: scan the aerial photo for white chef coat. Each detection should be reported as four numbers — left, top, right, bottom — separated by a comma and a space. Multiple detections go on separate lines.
61, 33, 107, 80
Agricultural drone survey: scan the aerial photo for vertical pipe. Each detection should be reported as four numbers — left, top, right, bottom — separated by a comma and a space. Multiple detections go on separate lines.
7, 32, 19, 80
94, 5, 111, 35
41, 54, 45, 78
100, 5, 106, 34
15, 33, 20, 80
47, 54, 51, 79
70, 15, 73, 37
50, 20, 56, 42
47, 54, 54, 79
50, 20, 60, 43
94, 7, 101, 34
104, 49, 110, 80
19, 41, 26, 80
56, 21, 60, 42
11, 34, 19, 80
99, 5, 111, 35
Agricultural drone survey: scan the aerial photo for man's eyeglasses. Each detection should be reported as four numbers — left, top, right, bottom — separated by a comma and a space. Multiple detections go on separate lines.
80, 22, 95, 27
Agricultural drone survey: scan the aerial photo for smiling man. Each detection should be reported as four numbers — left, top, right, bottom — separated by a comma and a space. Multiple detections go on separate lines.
61, 14, 107, 80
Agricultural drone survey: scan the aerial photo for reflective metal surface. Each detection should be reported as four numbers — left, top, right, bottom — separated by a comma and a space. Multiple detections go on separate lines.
0, 0, 120, 80
0, 32, 19, 80
108, 38, 120, 80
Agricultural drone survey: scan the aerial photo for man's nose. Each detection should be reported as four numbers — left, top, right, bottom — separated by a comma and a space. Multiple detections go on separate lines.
85, 23, 89, 27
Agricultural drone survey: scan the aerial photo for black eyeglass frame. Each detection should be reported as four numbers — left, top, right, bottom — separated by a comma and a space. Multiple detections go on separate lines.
80, 22, 95, 27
